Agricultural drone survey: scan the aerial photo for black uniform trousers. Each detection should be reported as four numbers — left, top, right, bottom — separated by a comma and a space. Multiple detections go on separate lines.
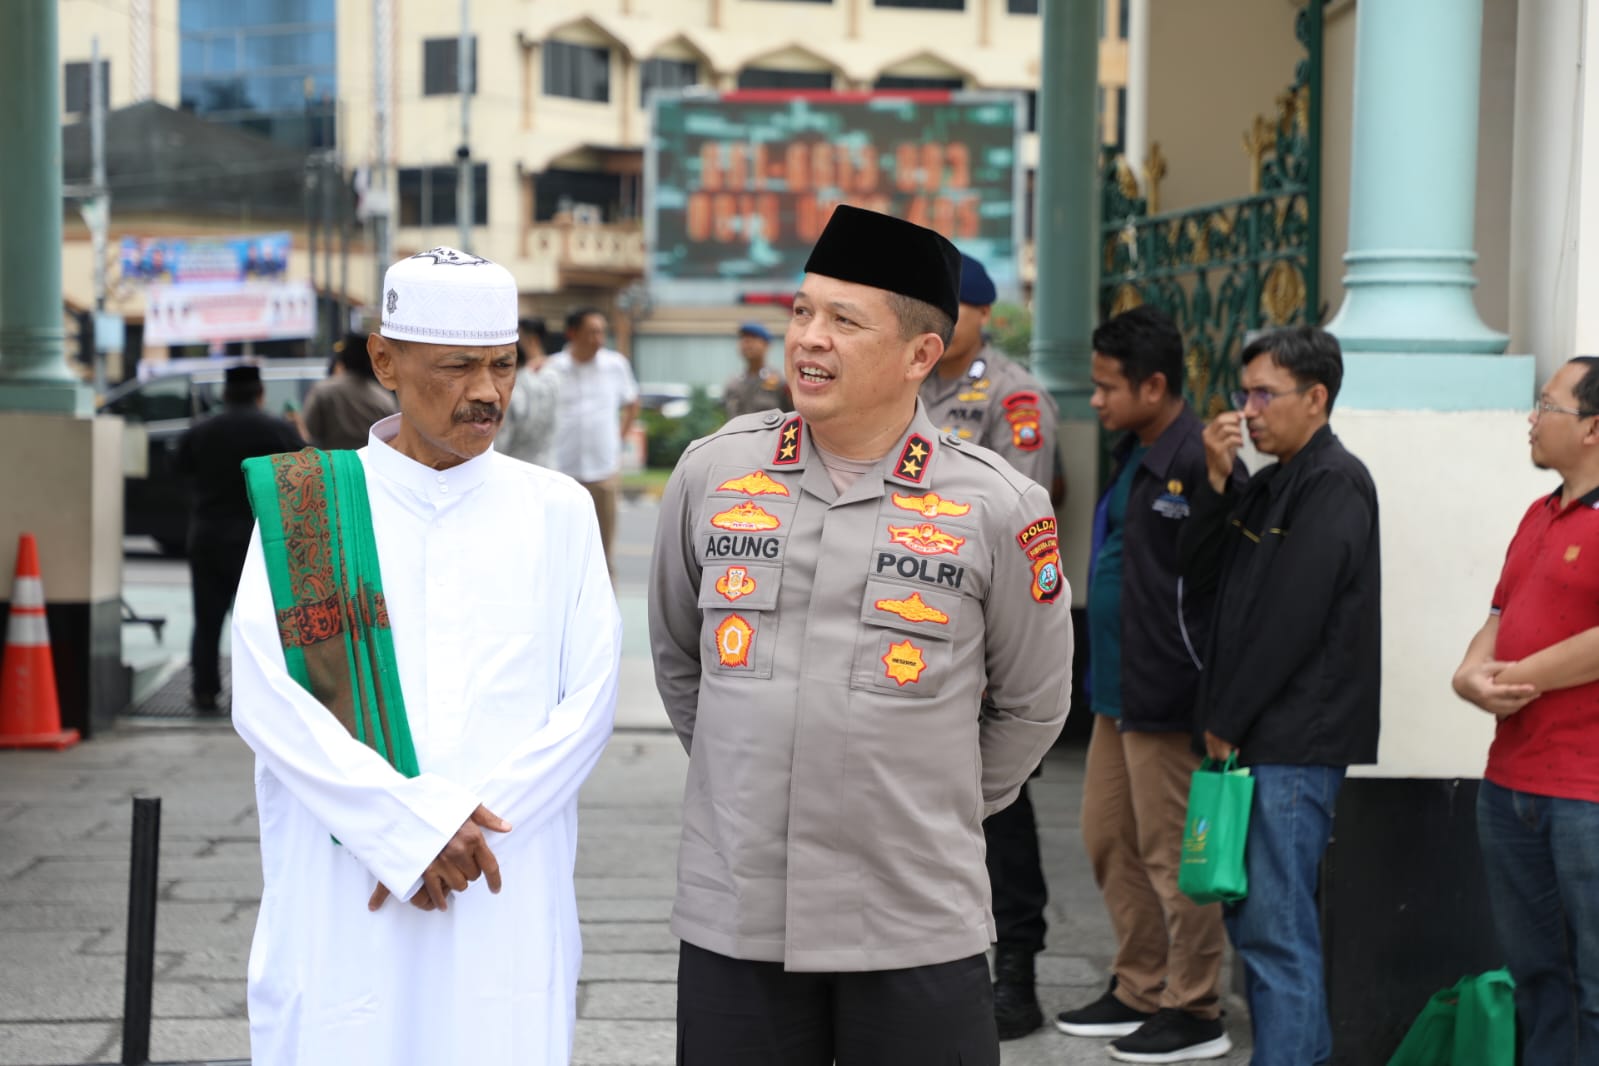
187, 524, 252, 701
677, 941, 999, 1066
984, 780, 1048, 954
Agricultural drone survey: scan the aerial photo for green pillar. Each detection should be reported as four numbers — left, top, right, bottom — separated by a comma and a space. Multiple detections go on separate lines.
0, 0, 90, 415
1030, 0, 1099, 419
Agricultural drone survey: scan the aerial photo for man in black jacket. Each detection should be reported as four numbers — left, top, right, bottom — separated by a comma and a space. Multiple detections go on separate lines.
175, 365, 305, 712
1180, 325, 1381, 1066
1054, 306, 1242, 1062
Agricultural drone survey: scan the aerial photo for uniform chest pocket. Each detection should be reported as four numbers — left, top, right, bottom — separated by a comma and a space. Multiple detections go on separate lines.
849, 579, 963, 700
698, 562, 782, 680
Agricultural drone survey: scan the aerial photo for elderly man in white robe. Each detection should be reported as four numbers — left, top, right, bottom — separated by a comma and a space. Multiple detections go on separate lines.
230, 246, 621, 1066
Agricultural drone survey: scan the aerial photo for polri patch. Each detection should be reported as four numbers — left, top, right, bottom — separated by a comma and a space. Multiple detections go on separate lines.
887, 523, 965, 557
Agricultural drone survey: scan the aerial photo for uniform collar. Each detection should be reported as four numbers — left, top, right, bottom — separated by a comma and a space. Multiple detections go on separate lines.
364, 413, 494, 506
785, 403, 945, 504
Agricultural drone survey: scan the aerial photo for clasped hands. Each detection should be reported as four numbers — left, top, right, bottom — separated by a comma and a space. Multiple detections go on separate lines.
368, 804, 511, 913
1454, 659, 1539, 719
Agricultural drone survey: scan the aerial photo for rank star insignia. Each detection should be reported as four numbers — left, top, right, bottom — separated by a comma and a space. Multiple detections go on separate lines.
715, 615, 754, 668
887, 523, 965, 557
710, 501, 782, 531
895, 434, 933, 483
874, 592, 950, 625
891, 492, 972, 518
882, 639, 928, 686
717, 470, 791, 497
715, 566, 757, 602
773, 417, 804, 465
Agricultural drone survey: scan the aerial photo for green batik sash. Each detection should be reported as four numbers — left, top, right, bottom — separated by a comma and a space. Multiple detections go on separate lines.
241, 449, 420, 778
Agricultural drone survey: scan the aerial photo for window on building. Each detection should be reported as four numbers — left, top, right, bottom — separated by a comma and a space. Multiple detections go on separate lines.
423, 37, 477, 96
641, 57, 698, 105
875, 0, 964, 10
873, 75, 964, 91
736, 67, 833, 90
1023, 89, 1038, 132
64, 60, 111, 115
1113, 85, 1127, 149
535, 168, 631, 223
544, 40, 611, 102
396, 164, 489, 227
1008, 0, 1038, 12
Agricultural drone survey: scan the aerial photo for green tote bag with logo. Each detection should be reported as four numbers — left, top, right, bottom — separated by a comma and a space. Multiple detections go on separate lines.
1386, 969, 1516, 1066
1178, 753, 1255, 905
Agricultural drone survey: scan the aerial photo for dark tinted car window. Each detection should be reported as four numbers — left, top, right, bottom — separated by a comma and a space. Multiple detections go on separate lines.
104, 375, 192, 422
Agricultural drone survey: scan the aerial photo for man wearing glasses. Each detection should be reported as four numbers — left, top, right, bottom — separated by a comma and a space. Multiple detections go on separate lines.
1453, 357, 1599, 1063
1179, 325, 1381, 1066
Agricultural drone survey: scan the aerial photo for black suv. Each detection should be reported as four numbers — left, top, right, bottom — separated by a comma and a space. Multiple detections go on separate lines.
99, 360, 326, 555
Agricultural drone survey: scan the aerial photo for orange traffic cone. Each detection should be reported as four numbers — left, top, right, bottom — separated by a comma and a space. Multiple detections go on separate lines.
0, 534, 79, 750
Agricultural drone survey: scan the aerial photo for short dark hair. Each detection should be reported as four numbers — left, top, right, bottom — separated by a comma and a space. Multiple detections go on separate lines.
1241, 325, 1344, 413
1569, 356, 1599, 415
518, 316, 550, 356
222, 380, 263, 406
885, 291, 954, 347
1092, 305, 1183, 397
336, 332, 377, 378
565, 307, 605, 333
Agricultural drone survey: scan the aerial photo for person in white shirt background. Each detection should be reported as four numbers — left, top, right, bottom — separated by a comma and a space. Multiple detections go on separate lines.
548, 307, 641, 579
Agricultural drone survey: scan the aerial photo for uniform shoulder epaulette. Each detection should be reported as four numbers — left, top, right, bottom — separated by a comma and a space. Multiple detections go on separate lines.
939, 432, 1039, 497
681, 410, 785, 459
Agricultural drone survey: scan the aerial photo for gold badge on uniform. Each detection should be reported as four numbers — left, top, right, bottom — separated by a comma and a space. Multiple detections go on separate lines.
895, 434, 933, 483
715, 615, 754, 668
874, 592, 951, 625
892, 491, 972, 518
715, 566, 757, 602
882, 639, 928, 686
718, 470, 792, 497
1567, 544, 1582, 563
887, 523, 965, 557
710, 501, 782, 531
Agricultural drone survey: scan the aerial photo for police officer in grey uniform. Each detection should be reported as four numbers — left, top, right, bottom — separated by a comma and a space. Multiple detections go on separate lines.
650, 205, 1074, 1065
722, 321, 792, 419
920, 251, 1062, 1038
920, 253, 1059, 494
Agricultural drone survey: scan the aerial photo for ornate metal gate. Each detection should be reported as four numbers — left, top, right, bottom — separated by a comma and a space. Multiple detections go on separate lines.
1099, 1, 1323, 416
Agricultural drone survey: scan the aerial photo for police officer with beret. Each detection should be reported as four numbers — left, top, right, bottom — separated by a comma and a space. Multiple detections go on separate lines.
722, 321, 793, 419
649, 205, 1074, 1065
920, 251, 1061, 1038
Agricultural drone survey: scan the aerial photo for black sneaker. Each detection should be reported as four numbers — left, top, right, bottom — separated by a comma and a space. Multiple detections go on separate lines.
1054, 989, 1154, 1037
1108, 1008, 1232, 1063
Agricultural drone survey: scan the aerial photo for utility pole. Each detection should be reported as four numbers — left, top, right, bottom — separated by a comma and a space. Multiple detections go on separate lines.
371, 0, 393, 302
456, 0, 473, 252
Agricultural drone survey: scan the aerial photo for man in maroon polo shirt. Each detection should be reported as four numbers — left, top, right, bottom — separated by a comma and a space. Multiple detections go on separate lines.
1453, 355, 1599, 1064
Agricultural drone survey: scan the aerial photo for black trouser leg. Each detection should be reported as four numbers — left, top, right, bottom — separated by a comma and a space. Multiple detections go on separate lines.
677, 941, 832, 1066
833, 953, 999, 1066
984, 781, 1048, 953
188, 534, 249, 701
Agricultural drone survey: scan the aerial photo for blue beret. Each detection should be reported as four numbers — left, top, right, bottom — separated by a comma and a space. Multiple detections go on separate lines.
958, 253, 997, 307
737, 322, 771, 341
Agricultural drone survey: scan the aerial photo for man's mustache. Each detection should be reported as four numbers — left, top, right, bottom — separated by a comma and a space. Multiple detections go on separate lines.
454, 402, 502, 423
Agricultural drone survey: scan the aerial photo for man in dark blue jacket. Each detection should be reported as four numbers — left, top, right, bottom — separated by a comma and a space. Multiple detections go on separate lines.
1181, 325, 1381, 1066
1055, 306, 1242, 1062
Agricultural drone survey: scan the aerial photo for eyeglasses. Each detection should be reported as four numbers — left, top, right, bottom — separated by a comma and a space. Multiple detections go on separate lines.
1230, 384, 1311, 411
1532, 399, 1597, 418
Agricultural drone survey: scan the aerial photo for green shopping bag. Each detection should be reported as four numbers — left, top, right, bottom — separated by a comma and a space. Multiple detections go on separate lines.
1177, 753, 1254, 905
1386, 969, 1516, 1066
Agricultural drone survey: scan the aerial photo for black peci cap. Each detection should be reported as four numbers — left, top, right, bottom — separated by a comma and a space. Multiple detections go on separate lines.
802, 205, 961, 324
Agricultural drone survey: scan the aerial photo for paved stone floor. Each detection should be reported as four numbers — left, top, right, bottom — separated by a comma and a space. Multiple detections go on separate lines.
0, 723, 1250, 1066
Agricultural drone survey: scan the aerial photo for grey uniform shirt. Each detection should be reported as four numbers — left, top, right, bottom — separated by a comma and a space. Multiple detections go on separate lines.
649, 404, 1074, 972
722, 367, 792, 419
919, 347, 1059, 491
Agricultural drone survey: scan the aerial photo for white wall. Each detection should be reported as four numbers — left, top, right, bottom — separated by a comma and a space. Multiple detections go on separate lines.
1332, 408, 1549, 779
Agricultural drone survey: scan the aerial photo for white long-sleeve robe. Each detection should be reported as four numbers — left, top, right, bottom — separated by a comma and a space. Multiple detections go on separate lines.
231, 415, 620, 1066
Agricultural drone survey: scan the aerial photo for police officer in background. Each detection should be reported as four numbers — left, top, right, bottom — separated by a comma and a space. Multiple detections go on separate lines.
650, 205, 1074, 1065
722, 321, 792, 419
174, 365, 304, 712
920, 250, 1061, 1038
920, 253, 1059, 496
